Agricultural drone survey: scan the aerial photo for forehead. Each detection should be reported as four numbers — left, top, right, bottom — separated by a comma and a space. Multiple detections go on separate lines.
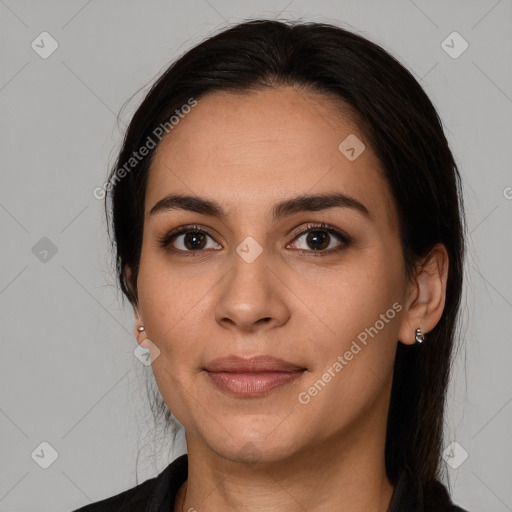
152, 86, 362, 168
146, 86, 396, 228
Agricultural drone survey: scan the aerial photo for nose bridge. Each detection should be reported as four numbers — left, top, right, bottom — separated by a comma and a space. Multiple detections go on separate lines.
226, 237, 272, 304
214, 235, 289, 331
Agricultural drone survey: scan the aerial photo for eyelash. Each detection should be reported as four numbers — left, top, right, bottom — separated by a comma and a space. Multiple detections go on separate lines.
157, 222, 353, 257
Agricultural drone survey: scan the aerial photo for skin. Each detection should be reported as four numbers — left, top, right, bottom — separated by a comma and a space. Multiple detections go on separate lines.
127, 85, 449, 512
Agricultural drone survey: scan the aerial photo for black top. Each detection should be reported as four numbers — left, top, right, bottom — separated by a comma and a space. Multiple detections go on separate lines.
72, 454, 469, 512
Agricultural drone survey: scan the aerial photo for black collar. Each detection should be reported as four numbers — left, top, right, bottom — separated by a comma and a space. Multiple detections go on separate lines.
146, 453, 188, 511
145, 454, 466, 512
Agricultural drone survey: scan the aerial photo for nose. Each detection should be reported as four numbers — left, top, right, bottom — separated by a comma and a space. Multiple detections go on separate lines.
214, 251, 290, 334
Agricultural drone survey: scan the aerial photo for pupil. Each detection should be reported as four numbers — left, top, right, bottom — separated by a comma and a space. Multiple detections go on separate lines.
307, 231, 329, 250
185, 232, 206, 250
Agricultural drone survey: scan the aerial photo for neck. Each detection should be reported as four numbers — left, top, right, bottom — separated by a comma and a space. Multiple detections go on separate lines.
175, 414, 394, 512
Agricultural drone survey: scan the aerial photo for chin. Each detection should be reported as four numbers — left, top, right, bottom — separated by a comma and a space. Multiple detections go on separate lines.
205, 424, 301, 466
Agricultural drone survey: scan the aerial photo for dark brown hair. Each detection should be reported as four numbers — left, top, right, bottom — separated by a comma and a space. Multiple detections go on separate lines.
104, 19, 465, 493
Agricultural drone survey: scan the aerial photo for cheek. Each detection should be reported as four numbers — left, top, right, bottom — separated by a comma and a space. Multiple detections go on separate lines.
136, 259, 207, 422
295, 274, 401, 429
295, 248, 404, 389
292, 247, 403, 334
137, 244, 195, 319
136, 250, 218, 373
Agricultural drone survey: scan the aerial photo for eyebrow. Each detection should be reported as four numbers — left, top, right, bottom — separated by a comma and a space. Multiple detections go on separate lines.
149, 192, 371, 221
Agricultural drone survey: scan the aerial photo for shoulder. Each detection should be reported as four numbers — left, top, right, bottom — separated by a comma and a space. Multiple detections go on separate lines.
70, 454, 188, 512
389, 472, 470, 512
71, 477, 156, 512
424, 480, 470, 512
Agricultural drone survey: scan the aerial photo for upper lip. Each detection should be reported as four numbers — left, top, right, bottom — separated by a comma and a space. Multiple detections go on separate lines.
204, 355, 306, 373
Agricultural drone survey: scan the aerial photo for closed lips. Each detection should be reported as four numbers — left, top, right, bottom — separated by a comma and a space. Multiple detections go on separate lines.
204, 355, 306, 373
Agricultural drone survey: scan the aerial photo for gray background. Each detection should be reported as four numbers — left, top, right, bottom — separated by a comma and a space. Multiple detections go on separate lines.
0, 1, 511, 511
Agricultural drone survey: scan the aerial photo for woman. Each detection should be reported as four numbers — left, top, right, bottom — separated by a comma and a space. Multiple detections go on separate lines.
75, 19, 468, 512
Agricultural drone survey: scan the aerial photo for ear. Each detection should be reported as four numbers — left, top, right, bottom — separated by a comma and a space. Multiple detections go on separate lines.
125, 265, 144, 344
397, 243, 449, 345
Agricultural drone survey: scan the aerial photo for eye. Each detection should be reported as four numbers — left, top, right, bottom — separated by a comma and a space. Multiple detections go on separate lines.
287, 223, 352, 255
158, 225, 221, 256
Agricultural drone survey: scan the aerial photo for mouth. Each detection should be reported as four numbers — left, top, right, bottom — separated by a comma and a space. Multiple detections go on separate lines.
205, 370, 305, 397
203, 355, 307, 397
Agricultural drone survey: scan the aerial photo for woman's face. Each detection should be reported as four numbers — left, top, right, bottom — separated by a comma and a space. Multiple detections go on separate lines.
134, 86, 413, 463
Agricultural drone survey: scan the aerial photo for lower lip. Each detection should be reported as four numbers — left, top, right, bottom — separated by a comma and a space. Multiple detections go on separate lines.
205, 370, 305, 397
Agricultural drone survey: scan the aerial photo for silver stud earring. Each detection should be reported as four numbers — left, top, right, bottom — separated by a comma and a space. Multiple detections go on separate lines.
138, 326, 145, 332
415, 328, 425, 343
